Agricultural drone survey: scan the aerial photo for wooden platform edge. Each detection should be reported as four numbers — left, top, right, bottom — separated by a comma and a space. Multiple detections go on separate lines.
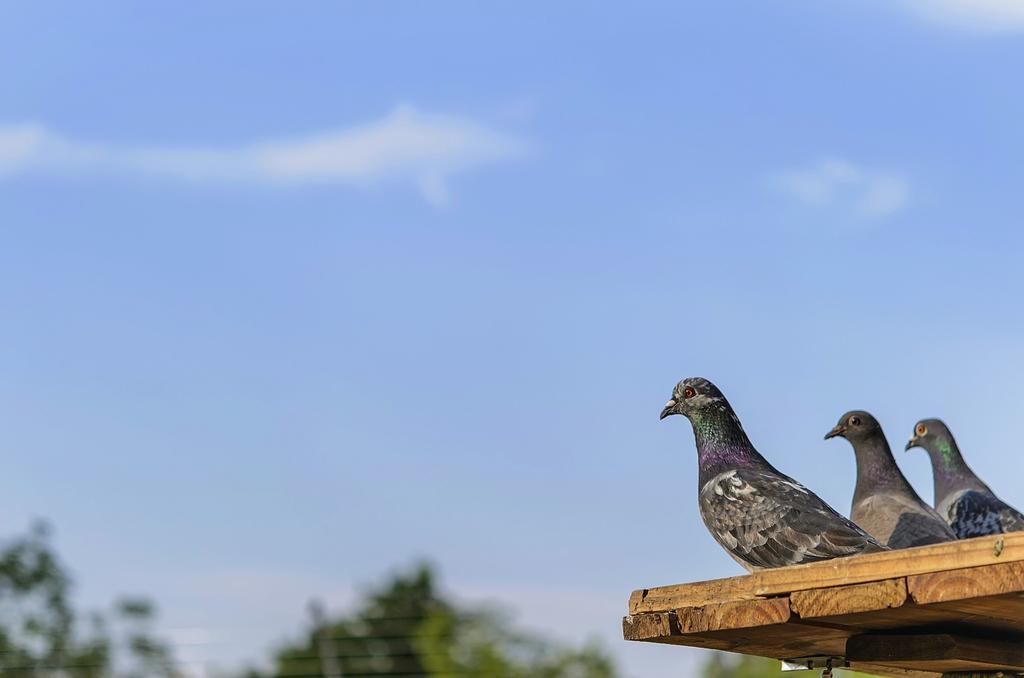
622, 612, 945, 678
630, 533, 1021, 614
622, 612, 677, 641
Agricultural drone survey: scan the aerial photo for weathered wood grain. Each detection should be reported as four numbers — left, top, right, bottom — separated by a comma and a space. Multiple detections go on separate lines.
629, 575, 762, 613
674, 597, 790, 633
909, 560, 1024, 605
622, 612, 677, 641
790, 577, 908, 618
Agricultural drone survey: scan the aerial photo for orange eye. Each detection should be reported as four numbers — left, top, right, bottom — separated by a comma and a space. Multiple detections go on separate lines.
916, 423, 927, 436
683, 387, 696, 399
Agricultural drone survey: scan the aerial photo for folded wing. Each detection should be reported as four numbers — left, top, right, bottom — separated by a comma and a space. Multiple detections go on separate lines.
700, 468, 884, 570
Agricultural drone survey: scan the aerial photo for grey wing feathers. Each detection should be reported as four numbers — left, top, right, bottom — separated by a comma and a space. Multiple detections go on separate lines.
949, 490, 1024, 538
699, 469, 883, 570
855, 493, 956, 549
887, 511, 957, 548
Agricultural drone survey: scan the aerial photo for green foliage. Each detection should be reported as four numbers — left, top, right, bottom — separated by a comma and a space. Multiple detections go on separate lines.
700, 652, 876, 678
0, 521, 177, 677
266, 564, 438, 677
416, 605, 614, 678
254, 563, 616, 677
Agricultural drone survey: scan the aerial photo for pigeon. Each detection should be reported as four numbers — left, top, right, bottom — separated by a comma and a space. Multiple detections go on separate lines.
660, 377, 885, 571
824, 411, 955, 548
906, 418, 1024, 538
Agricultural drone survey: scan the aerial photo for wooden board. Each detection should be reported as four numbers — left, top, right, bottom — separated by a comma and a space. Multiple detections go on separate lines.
629, 533, 1022, 614
847, 633, 1024, 672
623, 534, 1024, 677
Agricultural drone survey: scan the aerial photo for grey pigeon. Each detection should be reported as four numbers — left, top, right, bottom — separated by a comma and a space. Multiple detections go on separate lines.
660, 378, 885, 571
906, 418, 1024, 538
824, 411, 955, 548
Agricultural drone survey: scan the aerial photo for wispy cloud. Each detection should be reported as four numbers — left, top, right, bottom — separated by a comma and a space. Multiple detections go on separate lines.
768, 158, 910, 218
899, 0, 1024, 32
0, 105, 527, 205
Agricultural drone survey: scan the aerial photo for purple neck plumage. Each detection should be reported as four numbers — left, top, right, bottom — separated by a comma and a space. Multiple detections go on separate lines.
850, 433, 921, 506
691, 407, 775, 486
927, 435, 990, 504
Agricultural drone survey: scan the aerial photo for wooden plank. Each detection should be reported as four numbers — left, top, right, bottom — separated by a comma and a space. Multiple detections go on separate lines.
623, 614, 942, 676
622, 612, 677, 641
622, 600, 792, 642
846, 633, 1024, 672
675, 597, 790, 633
907, 560, 1024, 635
625, 536, 1024, 675
714, 621, 849, 657
844, 664, 939, 678
622, 610, 847, 656
791, 599, 982, 634
909, 560, 1024, 605
629, 575, 762, 613
630, 533, 1022, 614
791, 578, 908, 618
905, 596, 1024, 637
692, 623, 849, 658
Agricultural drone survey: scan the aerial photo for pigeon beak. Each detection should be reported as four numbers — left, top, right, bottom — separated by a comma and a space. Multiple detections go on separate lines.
905, 436, 919, 451
824, 425, 845, 440
660, 399, 677, 420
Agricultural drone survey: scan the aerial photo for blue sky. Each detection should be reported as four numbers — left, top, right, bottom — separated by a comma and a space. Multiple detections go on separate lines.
2, 2, 1024, 675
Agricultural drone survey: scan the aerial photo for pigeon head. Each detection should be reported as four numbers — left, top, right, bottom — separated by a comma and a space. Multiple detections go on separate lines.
905, 418, 985, 499
905, 418, 952, 453
659, 377, 730, 421
660, 378, 766, 481
824, 410, 881, 444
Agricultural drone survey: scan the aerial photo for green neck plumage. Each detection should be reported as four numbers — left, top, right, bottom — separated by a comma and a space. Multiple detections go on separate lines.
936, 439, 958, 472
928, 435, 988, 502
691, 409, 748, 449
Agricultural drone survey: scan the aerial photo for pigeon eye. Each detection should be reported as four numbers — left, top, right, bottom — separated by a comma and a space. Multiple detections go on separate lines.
916, 423, 927, 436
683, 387, 696, 399
849, 415, 862, 426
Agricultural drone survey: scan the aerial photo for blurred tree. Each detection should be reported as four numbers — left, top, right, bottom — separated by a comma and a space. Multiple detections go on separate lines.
416, 603, 614, 678
249, 563, 616, 677
0, 521, 177, 677
701, 652, 875, 677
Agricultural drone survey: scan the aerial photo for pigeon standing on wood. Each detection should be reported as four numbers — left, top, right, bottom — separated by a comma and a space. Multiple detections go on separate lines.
906, 418, 1024, 538
824, 411, 955, 548
660, 377, 885, 571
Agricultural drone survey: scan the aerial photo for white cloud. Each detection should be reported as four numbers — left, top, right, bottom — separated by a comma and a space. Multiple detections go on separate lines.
0, 106, 527, 206
769, 158, 910, 218
899, 0, 1024, 32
